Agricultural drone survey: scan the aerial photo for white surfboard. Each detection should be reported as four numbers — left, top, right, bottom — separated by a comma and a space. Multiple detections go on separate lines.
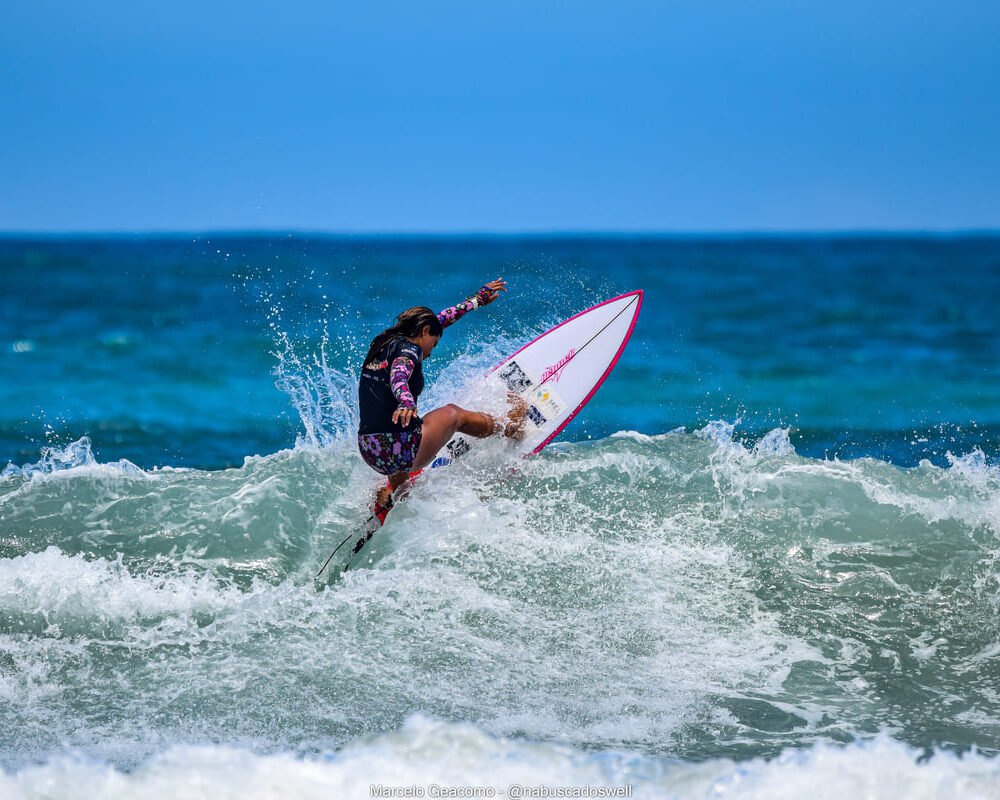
433, 290, 644, 464
488, 289, 643, 455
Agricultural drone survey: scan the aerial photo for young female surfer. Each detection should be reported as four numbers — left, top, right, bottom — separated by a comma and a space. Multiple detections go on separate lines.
357, 278, 523, 503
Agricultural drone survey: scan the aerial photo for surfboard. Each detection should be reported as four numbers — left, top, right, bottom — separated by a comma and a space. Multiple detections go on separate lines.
317, 290, 643, 576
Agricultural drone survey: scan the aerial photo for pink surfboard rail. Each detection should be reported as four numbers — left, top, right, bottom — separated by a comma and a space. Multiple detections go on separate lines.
489, 289, 644, 455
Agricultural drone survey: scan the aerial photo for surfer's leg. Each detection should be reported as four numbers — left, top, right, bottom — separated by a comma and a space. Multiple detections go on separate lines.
410, 404, 494, 470
372, 471, 408, 508
411, 395, 528, 471
370, 471, 414, 509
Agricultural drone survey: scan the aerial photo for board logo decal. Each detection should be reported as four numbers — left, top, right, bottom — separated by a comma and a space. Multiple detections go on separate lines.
541, 348, 576, 383
526, 405, 547, 426
499, 361, 533, 392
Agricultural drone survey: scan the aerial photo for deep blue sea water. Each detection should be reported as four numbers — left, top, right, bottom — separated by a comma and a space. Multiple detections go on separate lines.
1, 235, 1000, 798
3, 235, 999, 470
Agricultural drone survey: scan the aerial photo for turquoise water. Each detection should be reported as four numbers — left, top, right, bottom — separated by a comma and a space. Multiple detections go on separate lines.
1, 235, 1000, 797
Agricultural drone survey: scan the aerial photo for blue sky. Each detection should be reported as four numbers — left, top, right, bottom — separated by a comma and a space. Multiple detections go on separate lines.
2, 0, 998, 232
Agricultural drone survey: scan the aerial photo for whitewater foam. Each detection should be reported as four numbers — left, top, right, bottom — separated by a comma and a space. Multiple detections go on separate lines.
1, 719, 998, 800
3, 422, 1000, 772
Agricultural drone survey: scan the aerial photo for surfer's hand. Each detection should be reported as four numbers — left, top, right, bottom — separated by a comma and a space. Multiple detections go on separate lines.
393, 406, 417, 428
476, 278, 507, 306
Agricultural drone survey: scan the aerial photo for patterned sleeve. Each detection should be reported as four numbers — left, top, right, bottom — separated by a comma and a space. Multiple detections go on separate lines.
436, 286, 492, 329
389, 356, 417, 409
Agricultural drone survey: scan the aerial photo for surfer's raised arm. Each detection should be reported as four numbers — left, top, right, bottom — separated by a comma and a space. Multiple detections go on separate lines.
436, 278, 507, 329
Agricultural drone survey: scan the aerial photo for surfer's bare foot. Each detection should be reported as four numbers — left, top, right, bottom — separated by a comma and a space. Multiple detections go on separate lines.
503, 393, 527, 440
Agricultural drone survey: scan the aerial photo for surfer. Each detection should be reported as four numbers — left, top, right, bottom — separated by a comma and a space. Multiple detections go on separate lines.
357, 278, 525, 505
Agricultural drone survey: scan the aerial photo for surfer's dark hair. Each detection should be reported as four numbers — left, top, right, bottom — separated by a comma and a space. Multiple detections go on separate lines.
364, 307, 443, 366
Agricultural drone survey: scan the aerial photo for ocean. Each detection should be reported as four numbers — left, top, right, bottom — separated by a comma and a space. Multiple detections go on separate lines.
1, 234, 999, 798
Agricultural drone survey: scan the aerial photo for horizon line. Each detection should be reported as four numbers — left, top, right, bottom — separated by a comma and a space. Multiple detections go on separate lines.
2, 227, 999, 239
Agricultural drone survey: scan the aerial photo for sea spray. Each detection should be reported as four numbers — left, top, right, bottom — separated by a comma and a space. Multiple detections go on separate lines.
2, 436, 142, 481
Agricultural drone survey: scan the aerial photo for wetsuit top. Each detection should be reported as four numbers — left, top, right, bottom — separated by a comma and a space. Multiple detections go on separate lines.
358, 338, 424, 435
357, 291, 490, 435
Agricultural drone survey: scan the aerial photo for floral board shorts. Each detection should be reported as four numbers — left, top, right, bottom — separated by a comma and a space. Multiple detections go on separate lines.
357, 428, 423, 476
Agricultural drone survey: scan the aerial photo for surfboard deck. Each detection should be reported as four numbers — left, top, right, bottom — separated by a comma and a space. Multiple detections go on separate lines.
317, 290, 642, 576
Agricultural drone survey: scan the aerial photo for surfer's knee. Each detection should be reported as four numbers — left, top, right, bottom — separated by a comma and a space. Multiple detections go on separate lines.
422, 404, 461, 440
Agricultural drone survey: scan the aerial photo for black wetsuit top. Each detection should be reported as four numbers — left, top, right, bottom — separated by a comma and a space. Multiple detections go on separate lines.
358, 338, 424, 435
